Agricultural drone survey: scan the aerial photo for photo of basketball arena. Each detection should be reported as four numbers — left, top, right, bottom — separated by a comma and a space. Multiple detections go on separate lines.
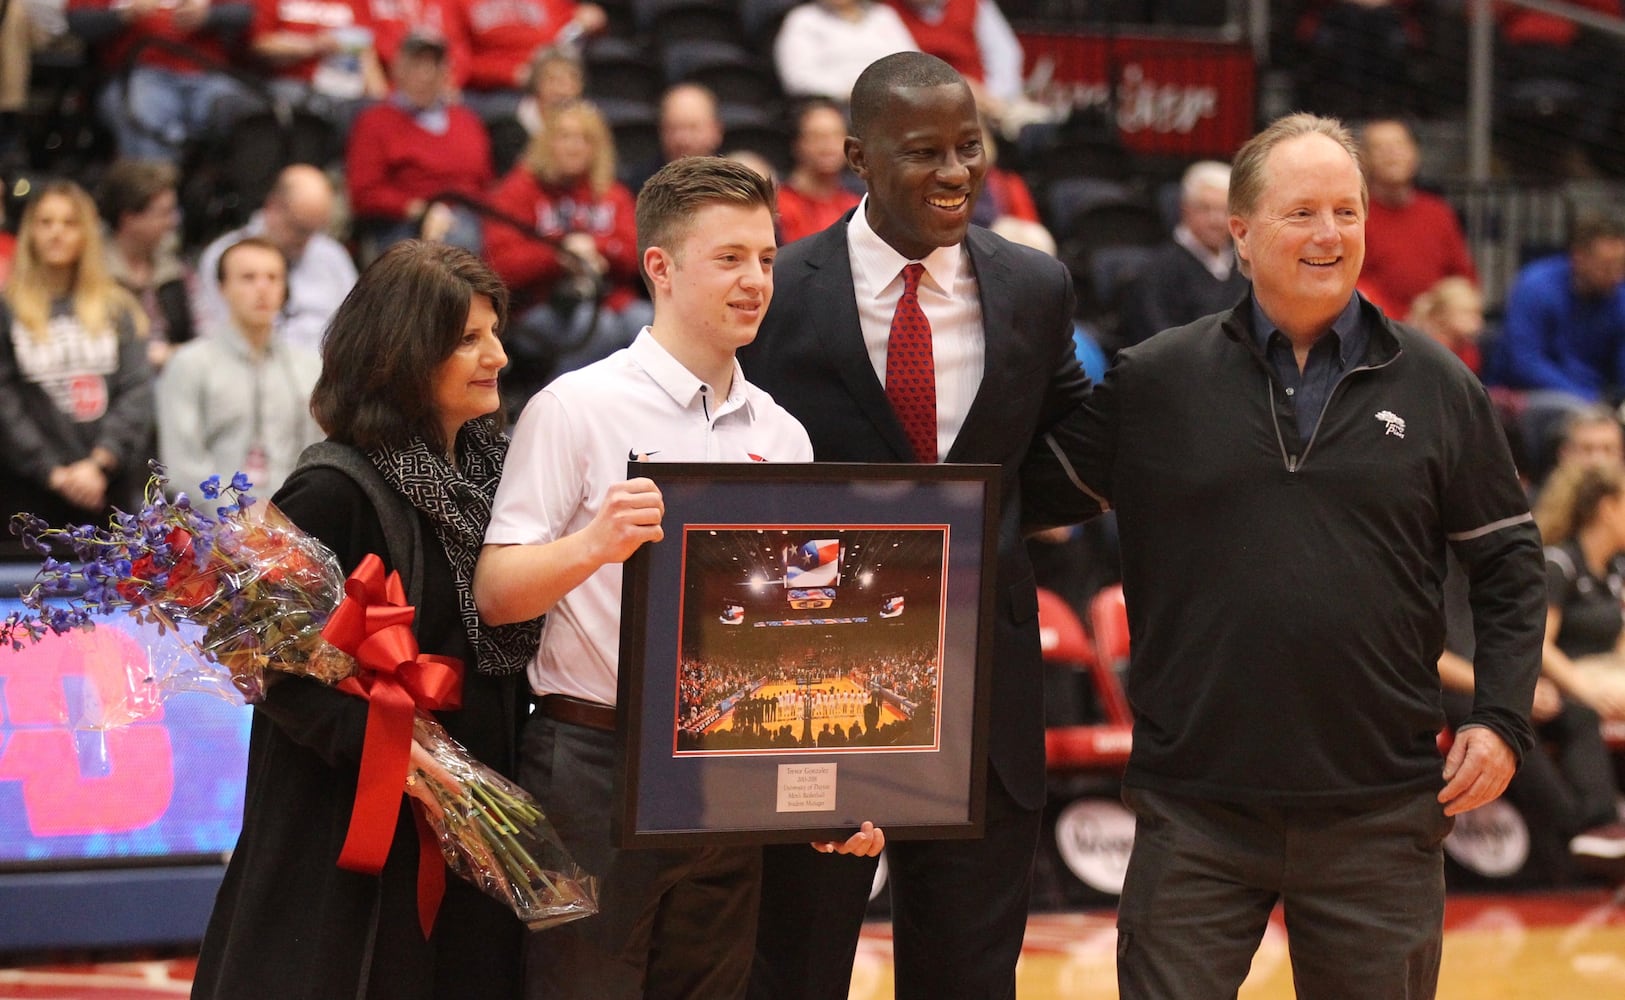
672, 527, 947, 755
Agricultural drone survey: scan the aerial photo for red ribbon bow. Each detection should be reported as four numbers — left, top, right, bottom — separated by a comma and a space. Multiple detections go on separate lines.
323, 554, 464, 937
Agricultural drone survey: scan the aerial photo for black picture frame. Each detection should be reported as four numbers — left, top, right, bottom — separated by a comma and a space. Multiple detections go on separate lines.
613, 462, 1001, 848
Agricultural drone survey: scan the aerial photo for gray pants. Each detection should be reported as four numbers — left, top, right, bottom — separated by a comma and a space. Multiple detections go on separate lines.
1117, 785, 1454, 1000
519, 714, 761, 1000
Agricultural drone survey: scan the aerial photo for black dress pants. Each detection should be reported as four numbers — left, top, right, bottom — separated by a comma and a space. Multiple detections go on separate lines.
749, 773, 1042, 1000
1116, 785, 1453, 1000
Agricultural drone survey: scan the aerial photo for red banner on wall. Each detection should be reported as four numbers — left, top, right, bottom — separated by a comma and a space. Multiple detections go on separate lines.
1020, 32, 1256, 159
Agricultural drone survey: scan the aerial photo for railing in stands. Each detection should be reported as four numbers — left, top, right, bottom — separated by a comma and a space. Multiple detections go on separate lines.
1465, 0, 1625, 181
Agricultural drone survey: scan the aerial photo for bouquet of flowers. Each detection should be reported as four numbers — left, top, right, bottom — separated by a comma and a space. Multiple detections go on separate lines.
1, 465, 596, 933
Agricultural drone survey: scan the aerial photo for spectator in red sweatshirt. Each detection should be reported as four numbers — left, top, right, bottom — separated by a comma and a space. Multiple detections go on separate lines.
347, 32, 492, 253
1356, 118, 1478, 318
484, 98, 648, 410
451, 0, 605, 124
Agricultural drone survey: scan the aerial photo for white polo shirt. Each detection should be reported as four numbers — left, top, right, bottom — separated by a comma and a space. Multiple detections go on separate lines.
486, 329, 814, 706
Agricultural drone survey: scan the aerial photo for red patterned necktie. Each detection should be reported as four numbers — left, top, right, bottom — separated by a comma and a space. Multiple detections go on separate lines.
885, 262, 938, 463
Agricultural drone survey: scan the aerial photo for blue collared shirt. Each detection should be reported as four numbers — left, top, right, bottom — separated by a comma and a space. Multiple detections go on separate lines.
1252, 295, 1368, 440
392, 94, 449, 135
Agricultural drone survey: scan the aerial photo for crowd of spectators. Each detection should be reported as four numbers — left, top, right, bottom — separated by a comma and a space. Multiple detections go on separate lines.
28, 0, 1617, 405
676, 676, 928, 752
677, 652, 761, 729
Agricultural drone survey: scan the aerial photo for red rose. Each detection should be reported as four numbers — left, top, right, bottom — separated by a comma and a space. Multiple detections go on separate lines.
163, 529, 221, 610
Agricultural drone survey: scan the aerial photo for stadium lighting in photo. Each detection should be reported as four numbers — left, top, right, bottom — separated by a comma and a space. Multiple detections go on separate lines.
673, 527, 948, 756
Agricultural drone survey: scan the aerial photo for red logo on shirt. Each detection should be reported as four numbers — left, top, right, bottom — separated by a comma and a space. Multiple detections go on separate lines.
68, 374, 109, 422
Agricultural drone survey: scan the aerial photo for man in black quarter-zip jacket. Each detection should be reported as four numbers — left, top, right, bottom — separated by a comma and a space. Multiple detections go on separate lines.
1040, 113, 1545, 1000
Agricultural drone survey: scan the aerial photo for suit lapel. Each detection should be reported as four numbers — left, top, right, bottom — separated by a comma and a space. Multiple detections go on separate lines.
804, 221, 916, 461
945, 228, 1013, 463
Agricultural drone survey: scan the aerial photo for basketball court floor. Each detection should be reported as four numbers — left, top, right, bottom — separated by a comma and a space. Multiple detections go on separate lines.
2, 890, 1621, 998
845, 890, 1625, 998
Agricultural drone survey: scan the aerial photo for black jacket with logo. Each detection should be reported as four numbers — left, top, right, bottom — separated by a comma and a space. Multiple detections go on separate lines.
1048, 296, 1544, 804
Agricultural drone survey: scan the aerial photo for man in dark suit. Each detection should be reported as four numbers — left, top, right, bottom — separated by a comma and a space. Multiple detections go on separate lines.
739, 52, 1091, 1000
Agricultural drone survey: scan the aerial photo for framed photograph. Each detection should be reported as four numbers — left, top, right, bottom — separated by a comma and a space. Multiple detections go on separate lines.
614, 462, 1001, 848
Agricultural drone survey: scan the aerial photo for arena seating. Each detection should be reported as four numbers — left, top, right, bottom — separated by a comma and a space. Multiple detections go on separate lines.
1041, 585, 1132, 772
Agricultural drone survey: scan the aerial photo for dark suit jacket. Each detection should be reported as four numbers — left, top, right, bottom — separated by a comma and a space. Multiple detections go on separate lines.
740, 213, 1090, 810
1118, 240, 1250, 348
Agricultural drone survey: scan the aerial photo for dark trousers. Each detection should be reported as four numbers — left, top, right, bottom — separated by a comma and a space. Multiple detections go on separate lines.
1117, 786, 1454, 1000
518, 715, 761, 1000
749, 773, 1043, 1000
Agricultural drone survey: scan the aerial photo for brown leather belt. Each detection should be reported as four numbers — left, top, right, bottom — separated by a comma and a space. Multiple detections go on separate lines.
535, 694, 617, 732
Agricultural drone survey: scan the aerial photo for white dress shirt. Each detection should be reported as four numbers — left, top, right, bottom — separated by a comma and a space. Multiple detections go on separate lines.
846, 196, 985, 461
1174, 223, 1235, 281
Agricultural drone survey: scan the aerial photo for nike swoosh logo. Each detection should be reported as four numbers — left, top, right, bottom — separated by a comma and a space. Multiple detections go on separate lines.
628, 449, 661, 461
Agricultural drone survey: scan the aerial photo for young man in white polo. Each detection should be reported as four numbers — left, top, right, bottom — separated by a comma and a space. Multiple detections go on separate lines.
474, 156, 883, 1000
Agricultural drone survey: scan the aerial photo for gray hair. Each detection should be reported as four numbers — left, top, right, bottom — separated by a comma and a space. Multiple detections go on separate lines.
1180, 160, 1231, 202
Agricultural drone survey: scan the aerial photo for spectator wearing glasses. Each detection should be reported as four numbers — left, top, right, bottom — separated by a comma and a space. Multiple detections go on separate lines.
195, 164, 358, 354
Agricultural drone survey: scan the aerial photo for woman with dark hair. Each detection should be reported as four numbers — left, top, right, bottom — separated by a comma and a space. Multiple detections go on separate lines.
193, 240, 545, 1000
0, 180, 153, 559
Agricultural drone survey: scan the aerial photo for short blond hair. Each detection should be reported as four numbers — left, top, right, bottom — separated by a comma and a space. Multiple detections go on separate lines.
635, 157, 776, 290
1228, 113, 1366, 220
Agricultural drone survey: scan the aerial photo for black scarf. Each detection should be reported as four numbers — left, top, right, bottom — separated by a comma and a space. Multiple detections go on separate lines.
368, 417, 539, 676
